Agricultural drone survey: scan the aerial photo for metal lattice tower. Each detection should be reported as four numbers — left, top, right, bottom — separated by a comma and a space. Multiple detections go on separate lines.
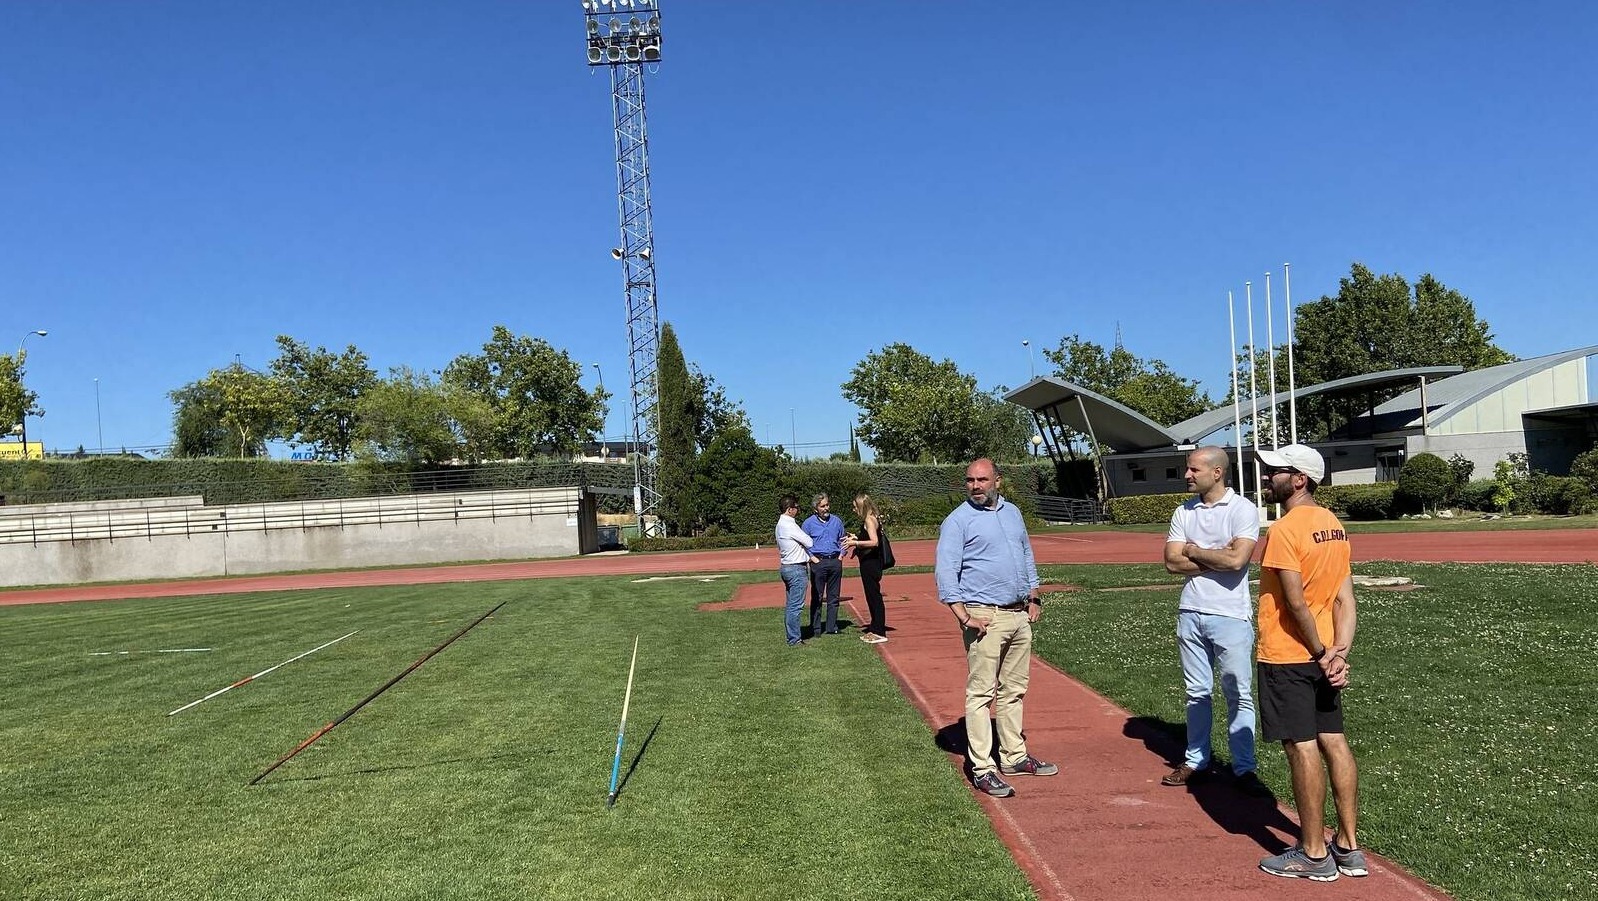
582, 0, 664, 535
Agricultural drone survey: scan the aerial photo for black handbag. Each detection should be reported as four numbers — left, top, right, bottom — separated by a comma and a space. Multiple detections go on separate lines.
878, 525, 896, 569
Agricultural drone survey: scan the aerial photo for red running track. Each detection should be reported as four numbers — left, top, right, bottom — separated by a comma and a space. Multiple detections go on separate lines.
5, 528, 1593, 607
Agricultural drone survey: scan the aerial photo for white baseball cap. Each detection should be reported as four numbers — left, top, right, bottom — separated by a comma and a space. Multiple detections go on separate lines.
1256, 444, 1326, 482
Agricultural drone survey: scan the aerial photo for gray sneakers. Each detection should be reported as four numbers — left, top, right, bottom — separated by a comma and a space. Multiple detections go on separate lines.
1000, 755, 1059, 777
1331, 840, 1369, 877
1259, 846, 1338, 881
972, 772, 1015, 797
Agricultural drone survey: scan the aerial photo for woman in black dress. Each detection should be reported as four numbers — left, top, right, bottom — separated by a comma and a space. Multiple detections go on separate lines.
844, 492, 888, 643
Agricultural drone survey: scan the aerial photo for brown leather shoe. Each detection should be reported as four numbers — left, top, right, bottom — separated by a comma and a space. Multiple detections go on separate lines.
1161, 764, 1205, 786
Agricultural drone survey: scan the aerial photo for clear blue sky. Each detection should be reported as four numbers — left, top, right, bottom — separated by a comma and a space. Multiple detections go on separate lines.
4, 1, 1595, 457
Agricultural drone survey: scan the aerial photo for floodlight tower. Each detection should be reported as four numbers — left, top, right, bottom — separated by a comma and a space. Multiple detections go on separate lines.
583, 0, 665, 536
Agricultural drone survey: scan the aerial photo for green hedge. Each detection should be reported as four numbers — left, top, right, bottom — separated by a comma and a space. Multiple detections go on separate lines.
0, 458, 1051, 532
1107, 484, 1407, 524
0, 458, 606, 507
629, 533, 767, 552
1107, 493, 1188, 524
1319, 483, 1398, 521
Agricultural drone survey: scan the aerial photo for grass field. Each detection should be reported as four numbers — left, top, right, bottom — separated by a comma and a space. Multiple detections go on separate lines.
1032, 561, 1598, 901
0, 576, 1032, 901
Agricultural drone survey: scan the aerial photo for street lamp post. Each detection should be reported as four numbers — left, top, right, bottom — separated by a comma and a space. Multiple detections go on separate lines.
1022, 339, 1035, 380
1031, 433, 1044, 457
95, 378, 103, 454
17, 330, 47, 460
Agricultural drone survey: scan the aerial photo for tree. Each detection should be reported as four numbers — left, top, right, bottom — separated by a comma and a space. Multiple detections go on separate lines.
353, 367, 495, 464
1292, 264, 1515, 439
1043, 335, 1211, 426
442, 326, 607, 458
688, 423, 788, 534
1397, 452, 1452, 513
842, 344, 990, 463
167, 363, 291, 458
168, 379, 234, 457
688, 364, 747, 449
973, 390, 1035, 463
656, 324, 698, 535
0, 353, 42, 439
268, 336, 378, 460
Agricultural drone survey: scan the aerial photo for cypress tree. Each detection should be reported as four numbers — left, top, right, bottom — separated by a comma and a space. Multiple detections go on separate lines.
656, 323, 697, 535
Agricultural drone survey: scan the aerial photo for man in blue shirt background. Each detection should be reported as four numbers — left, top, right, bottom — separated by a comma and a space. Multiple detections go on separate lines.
936, 458, 1058, 798
802, 493, 847, 637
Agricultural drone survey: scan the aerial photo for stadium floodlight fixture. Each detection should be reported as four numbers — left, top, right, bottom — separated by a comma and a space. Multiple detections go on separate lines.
611, 247, 626, 260
584, 0, 661, 66
637, 246, 651, 261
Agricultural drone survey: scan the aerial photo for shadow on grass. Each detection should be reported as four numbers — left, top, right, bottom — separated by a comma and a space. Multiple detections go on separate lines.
934, 717, 974, 778
266, 750, 528, 784
1123, 715, 1297, 854
609, 715, 663, 807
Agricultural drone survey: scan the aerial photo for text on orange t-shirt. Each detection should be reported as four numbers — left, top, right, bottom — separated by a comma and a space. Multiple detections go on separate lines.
1256, 503, 1351, 664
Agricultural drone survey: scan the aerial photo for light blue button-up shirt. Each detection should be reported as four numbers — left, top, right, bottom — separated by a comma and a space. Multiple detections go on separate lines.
934, 495, 1039, 606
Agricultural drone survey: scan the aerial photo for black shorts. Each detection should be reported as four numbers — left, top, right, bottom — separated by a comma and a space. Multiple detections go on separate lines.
1258, 662, 1344, 743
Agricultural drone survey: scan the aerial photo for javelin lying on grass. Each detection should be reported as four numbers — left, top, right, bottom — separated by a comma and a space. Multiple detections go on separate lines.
167, 630, 359, 716
249, 602, 505, 786
607, 635, 640, 809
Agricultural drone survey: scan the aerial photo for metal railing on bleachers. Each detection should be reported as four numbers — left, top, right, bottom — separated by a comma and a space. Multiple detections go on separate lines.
0, 488, 580, 546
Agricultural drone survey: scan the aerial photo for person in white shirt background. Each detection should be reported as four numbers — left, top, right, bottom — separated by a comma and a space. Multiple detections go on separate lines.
775, 494, 817, 647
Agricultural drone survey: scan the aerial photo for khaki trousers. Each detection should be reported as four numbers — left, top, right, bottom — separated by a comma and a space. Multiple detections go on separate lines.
961, 605, 1032, 777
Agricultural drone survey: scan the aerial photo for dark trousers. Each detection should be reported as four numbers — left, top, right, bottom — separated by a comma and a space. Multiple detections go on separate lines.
859, 556, 885, 635
808, 556, 842, 635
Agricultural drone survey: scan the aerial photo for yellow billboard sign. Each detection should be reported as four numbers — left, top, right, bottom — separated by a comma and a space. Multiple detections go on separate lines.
0, 442, 44, 461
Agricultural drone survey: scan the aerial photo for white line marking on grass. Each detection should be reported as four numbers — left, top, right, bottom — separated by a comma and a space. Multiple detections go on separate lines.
629, 574, 730, 583
90, 648, 213, 656
167, 630, 359, 716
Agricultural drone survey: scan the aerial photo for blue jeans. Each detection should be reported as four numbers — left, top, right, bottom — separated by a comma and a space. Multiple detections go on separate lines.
780, 564, 809, 644
1177, 610, 1256, 774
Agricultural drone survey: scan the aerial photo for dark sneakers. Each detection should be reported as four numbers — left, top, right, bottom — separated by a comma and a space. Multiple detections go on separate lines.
972, 772, 1015, 797
1234, 771, 1271, 797
1000, 755, 1059, 777
1260, 846, 1339, 881
1330, 840, 1369, 877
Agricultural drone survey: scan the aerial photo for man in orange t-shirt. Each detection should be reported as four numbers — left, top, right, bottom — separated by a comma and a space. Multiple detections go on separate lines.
1253, 444, 1365, 883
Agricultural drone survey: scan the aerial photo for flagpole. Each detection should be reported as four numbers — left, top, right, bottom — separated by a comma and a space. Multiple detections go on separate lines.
1265, 272, 1280, 449
1228, 291, 1244, 487
1246, 281, 1262, 513
1284, 263, 1298, 446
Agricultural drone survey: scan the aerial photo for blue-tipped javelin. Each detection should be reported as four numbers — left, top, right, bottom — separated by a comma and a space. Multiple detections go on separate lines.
607, 635, 640, 808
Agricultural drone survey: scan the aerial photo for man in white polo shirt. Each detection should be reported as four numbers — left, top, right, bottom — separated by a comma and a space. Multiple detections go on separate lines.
1162, 445, 1267, 795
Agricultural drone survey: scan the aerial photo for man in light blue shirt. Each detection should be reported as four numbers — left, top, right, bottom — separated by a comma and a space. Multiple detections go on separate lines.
802, 493, 847, 637
935, 458, 1057, 798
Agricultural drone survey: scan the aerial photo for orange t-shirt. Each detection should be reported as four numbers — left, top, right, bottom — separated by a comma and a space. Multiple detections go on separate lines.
1256, 503, 1351, 664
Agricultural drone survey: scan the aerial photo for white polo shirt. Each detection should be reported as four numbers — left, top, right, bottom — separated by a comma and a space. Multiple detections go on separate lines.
1166, 488, 1259, 620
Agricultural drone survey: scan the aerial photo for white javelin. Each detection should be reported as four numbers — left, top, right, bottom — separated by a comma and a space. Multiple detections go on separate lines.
167, 630, 360, 716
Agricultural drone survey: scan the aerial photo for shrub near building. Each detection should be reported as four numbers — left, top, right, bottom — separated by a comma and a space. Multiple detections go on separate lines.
1396, 452, 1453, 514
